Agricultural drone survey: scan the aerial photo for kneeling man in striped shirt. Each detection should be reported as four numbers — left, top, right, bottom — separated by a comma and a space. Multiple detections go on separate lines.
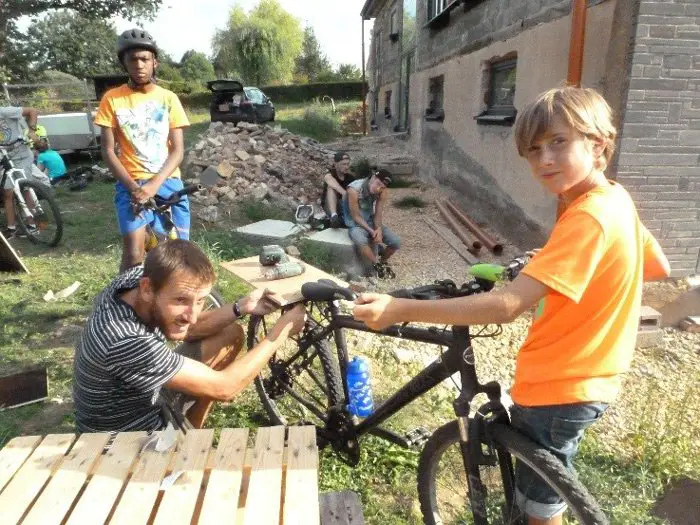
73, 239, 305, 433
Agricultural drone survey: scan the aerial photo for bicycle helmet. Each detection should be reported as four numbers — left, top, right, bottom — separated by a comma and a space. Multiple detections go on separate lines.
117, 28, 158, 63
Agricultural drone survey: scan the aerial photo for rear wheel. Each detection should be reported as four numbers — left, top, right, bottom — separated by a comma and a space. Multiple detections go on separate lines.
205, 288, 224, 311
417, 421, 607, 525
14, 179, 63, 247
248, 309, 343, 428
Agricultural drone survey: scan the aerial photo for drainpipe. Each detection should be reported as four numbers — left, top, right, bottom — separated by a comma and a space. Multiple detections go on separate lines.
362, 17, 367, 135
567, 0, 587, 86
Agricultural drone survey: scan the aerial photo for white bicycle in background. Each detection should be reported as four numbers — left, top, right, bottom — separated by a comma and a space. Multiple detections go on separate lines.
0, 142, 63, 246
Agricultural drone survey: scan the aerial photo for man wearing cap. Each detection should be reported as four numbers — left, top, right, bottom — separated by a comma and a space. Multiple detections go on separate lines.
342, 169, 400, 278
323, 151, 354, 228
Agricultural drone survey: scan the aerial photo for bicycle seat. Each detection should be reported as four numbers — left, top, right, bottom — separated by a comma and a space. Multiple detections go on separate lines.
301, 280, 356, 302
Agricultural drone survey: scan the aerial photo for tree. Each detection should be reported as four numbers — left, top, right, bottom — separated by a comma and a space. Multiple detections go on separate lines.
179, 50, 215, 84
294, 26, 332, 83
334, 63, 362, 81
0, 0, 161, 78
23, 11, 121, 79
212, 0, 303, 85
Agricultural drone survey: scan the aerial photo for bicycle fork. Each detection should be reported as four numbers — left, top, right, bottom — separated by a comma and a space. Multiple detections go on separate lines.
12, 184, 41, 225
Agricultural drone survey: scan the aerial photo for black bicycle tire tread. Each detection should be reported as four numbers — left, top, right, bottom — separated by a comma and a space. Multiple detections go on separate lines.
206, 288, 224, 308
247, 314, 343, 426
417, 420, 608, 525
15, 179, 63, 247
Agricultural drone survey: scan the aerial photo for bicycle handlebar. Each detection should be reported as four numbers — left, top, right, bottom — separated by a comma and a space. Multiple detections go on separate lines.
132, 184, 203, 214
301, 256, 531, 303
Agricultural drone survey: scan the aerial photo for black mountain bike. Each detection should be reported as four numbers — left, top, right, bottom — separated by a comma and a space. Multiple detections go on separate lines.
246, 258, 608, 525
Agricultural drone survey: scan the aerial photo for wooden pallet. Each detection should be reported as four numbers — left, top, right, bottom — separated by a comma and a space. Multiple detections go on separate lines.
0, 426, 319, 525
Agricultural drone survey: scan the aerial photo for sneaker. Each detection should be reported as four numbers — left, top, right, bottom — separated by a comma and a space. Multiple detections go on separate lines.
381, 262, 396, 279
1, 226, 25, 239
372, 262, 386, 279
329, 214, 344, 229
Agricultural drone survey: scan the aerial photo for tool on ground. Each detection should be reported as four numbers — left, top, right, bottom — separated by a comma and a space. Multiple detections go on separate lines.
259, 245, 306, 280
295, 204, 314, 224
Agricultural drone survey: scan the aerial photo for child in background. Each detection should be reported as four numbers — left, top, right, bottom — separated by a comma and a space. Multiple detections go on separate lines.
35, 136, 67, 184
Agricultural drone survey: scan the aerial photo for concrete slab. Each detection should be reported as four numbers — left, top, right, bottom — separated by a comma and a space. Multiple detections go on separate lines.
234, 219, 303, 246
306, 228, 363, 275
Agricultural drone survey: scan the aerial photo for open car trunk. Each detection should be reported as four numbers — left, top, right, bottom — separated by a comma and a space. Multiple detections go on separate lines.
207, 80, 253, 123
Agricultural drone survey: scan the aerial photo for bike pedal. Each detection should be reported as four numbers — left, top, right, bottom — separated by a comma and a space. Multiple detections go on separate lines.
404, 427, 432, 447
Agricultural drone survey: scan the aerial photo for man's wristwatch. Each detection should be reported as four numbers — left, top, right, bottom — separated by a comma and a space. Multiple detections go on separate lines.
232, 301, 244, 319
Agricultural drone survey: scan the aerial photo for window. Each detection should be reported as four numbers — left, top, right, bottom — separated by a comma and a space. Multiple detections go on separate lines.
426, 75, 444, 122
375, 31, 382, 67
385, 90, 392, 118
427, 0, 457, 23
475, 58, 517, 125
390, 9, 399, 41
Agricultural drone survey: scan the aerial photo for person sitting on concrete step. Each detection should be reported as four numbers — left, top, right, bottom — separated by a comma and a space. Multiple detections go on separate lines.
323, 151, 355, 228
342, 168, 400, 278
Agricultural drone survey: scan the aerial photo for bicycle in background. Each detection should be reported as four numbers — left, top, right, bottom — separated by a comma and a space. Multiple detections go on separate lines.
0, 144, 63, 246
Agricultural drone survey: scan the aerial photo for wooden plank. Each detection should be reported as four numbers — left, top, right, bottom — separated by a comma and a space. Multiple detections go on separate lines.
66, 432, 147, 525
283, 426, 320, 525
0, 365, 48, 410
319, 491, 365, 525
220, 256, 347, 307
23, 432, 109, 525
109, 431, 177, 525
198, 428, 249, 525
0, 230, 29, 273
0, 433, 75, 525
423, 217, 478, 265
0, 435, 42, 492
153, 429, 214, 525
242, 426, 286, 525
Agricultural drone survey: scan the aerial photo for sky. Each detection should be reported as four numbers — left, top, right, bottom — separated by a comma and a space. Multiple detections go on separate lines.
18, 0, 374, 68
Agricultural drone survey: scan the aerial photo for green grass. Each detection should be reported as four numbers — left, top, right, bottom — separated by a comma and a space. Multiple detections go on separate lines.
393, 195, 427, 209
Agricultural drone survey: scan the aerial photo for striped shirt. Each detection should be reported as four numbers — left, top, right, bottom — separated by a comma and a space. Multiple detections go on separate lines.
72, 266, 184, 432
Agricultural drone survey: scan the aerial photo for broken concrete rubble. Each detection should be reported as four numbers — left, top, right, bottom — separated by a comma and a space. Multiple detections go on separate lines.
184, 121, 336, 212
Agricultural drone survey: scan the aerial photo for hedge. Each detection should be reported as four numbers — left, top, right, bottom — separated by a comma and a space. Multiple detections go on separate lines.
179, 81, 366, 108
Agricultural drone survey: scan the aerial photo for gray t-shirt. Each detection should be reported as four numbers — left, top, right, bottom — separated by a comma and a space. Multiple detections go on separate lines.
0, 106, 33, 170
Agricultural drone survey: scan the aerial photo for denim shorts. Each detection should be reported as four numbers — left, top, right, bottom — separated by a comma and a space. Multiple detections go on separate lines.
114, 178, 190, 238
509, 402, 608, 520
348, 224, 401, 250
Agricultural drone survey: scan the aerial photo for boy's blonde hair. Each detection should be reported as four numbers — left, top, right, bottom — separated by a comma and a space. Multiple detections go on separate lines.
514, 86, 617, 170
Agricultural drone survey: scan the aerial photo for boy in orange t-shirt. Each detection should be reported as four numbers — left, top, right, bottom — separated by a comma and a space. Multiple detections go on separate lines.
353, 87, 670, 524
95, 29, 190, 272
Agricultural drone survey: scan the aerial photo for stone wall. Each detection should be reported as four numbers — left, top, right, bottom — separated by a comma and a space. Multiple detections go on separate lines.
615, 0, 700, 277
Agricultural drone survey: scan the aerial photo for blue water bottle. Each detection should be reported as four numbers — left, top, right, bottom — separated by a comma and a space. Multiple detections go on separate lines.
346, 356, 374, 417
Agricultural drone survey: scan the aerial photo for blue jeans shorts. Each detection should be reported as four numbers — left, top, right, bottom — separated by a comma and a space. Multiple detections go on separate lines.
115, 178, 190, 238
348, 224, 401, 251
509, 402, 608, 520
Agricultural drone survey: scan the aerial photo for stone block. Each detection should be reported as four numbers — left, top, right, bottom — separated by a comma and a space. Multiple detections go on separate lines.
306, 228, 363, 275
234, 219, 302, 246
636, 305, 663, 348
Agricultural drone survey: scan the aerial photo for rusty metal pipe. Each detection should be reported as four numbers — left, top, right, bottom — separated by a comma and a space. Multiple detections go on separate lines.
445, 200, 504, 255
567, 0, 587, 87
436, 201, 481, 256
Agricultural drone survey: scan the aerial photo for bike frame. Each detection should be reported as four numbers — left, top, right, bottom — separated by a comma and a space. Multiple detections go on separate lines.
0, 149, 39, 224
291, 299, 515, 525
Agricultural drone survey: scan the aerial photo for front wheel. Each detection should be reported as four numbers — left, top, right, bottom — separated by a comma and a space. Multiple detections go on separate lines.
417, 420, 607, 525
205, 288, 224, 311
14, 179, 63, 247
248, 312, 343, 428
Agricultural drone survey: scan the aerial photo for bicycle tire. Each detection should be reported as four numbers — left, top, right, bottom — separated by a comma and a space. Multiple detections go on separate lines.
14, 179, 63, 247
248, 313, 343, 427
205, 288, 224, 311
417, 420, 608, 525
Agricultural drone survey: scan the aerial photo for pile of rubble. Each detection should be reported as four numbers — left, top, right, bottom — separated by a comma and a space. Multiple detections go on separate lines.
183, 121, 337, 221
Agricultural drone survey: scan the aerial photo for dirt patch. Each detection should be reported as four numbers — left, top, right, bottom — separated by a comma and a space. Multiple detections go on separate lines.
652, 477, 700, 525
17, 401, 73, 435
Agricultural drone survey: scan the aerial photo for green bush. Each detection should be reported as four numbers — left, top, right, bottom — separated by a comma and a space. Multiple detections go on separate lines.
394, 195, 426, 209
351, 157, 372, 178
302, 103, 341, 139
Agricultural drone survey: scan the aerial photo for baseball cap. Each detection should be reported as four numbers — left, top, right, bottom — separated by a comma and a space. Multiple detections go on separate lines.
374, 168, 393, 186
334, 151, 350, 163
